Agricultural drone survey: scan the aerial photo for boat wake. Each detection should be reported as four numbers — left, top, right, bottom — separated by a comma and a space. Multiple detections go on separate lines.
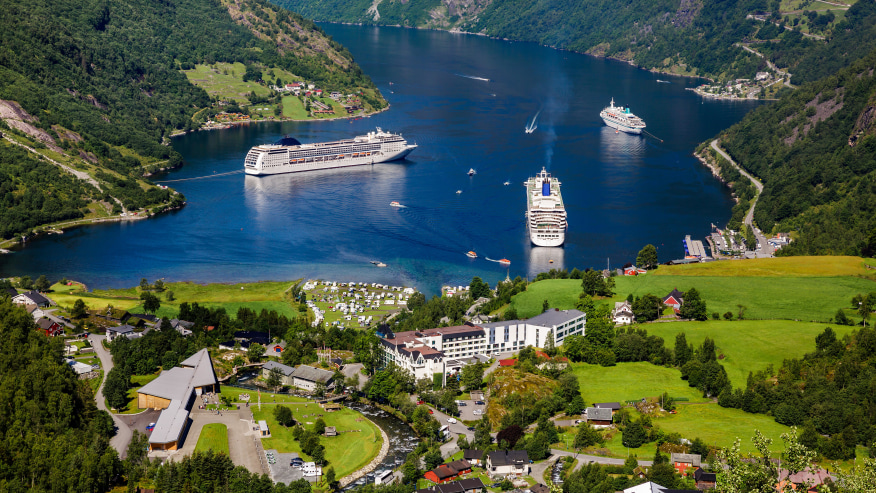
525, 110, 540, 134
456, 73, 490, 82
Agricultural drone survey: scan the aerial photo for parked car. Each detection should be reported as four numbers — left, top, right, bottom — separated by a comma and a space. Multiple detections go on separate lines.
447, 417, 457, 424
428, 409, 434, 414
473, 410, 483, 415
417, 400, 425, 405
475, 401, 485, 405
146, 423, 156, 431
458, 402, 467, 406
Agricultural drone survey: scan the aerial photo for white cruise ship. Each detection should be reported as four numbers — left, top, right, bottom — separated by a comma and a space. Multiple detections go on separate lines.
244, 128, 417, 176
600, 98, 646, 134
525, 167, 567, 247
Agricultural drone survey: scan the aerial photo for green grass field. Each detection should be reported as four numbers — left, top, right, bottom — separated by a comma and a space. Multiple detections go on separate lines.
659, 403, 792, 453
508, 257, 876, 321
111, 374, 159, 414
571, 362, 709, 405
252, 405, 382, 478
282, 95, 309, 119
195, 423, 230, 455
183, 63, 276, 103
50, 280, 300, 319
644, 320, 855, 386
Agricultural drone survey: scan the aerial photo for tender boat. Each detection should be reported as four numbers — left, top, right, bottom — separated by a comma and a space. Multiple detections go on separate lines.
499, 259, 511, 265
390, 201, 402, 207
466, 251, 477, 258
468, 168, 476, 176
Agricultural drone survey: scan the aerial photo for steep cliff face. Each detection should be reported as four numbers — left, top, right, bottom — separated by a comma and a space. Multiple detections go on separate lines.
849, 90, 876, 147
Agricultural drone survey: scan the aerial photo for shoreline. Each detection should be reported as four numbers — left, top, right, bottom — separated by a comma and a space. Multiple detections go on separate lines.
169, 103, 392, 139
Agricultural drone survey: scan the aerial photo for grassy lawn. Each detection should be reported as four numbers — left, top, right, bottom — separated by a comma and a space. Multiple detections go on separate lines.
282, 95, 310, 119
660, 402, 792, 453
572, 362, 709, 405
183, 62, 274, 103
220, 387, 311, 404
509, 258, 876, 322
50, 280, 300, 319
252, 405, 382, 478
195, 423, 230, 455
644, 320, 855, 387
88, 370, 104, 394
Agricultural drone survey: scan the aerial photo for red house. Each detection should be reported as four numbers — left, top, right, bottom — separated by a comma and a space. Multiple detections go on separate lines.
36, 318, 63, 337
424, 460, 472, 484
662, 288, 685, 310
498, 359, 517, 367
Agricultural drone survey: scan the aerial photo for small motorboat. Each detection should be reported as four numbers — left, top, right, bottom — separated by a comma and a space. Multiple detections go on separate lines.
468, 168, 476, 176
390, 201, 402, 207
466, 251, 477, 258
456, 190, 462, 194
503, 181, 510, 186
499, 259, 511, 265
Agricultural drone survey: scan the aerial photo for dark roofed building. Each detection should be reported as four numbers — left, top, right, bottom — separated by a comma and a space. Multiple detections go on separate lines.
662, 289, 685, 310
36, 317, 63, 336
291, 365, 335, 391
593, 402, 621, 412
585, 407, 613, 427
463, 449, 484, 465
417, 478, 485, 493
486, 450, 529, 478
693, 468, 716, 489
234, 330, 270, 345
530, 484, 550, 493
12, 290, 50, 308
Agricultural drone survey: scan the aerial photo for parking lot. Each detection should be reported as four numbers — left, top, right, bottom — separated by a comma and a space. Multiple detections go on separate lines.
265, 449, 307, 485
456, 399, 486, 422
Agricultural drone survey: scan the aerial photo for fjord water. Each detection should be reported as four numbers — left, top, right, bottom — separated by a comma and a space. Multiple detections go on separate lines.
0, 25, 761, 294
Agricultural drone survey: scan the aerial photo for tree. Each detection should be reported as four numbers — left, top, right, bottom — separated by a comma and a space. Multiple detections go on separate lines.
574, 423, 603, 449
581, 270, 604, 296
247, 343, 264, 363
325, 466, 337, 490
852, 293, 875, 327
576, 293, 595, 314
71, 298, 87, 318
718, 428, 816, 493
140, 291, 160, 314
165, 290, 175, 301
567, 394, 585, 415
474, 416, 492, 447
632, 293, 663, 322
679, 288, 707, 321
314, 417, 327, 435
636, 244, 658, 270
469, 277, 491, 299
543, 299, 550, 312
622, 421, 646, 448
267, 367, 283, 390
425, 448, 443, 469
311, 444, 325, 464
314, 382, 327, 398
274, 405, 295, 427
34, 275, 51, 292
497, 425, 525, 449
139, 278, 150, 291
153, 279, 165, 292
461, 363, 484, 390
545, 331, 557, 356
18, 275, 32, 290
104, 368, 130, 410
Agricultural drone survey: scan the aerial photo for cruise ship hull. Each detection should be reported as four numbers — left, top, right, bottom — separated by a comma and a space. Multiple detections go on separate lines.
601, 117, 643, 135
244, 128, 417, 176
530, 232, 566, 247
525, 167, 567, 247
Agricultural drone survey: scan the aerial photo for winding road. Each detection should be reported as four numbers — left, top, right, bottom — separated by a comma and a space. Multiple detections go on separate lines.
710, 140, 774, 257
89, 334, 133, 458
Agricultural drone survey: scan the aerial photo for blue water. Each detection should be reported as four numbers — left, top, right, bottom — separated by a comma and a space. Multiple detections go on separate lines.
0, 25, 762, 295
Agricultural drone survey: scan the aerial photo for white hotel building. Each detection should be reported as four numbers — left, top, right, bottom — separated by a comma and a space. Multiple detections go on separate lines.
380, 309, 586, 381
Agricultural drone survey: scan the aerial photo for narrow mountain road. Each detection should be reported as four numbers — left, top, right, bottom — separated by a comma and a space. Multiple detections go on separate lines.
710, 140, 774, 256
89, 334, 133, 458
738, 44, 794, 88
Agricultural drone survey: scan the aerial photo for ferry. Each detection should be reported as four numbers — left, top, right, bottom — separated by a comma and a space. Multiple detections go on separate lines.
599, 98, 646, 135
466, 251, 477, 258
243, 128, 417, 176
524, 167, 567, 247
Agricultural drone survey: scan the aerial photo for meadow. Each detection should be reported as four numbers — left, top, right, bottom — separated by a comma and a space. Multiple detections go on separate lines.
644, 320, 855, 387
508, 256, 876, 321
251, 404, 382, 478
572, 362, 708, 405
49, 280, 300, 319
195, 423, 230, 455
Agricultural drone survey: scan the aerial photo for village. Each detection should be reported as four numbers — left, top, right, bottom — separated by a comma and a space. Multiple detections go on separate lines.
4, 253, 874, 493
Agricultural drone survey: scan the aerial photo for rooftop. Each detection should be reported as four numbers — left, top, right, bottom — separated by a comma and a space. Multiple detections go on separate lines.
525, 308, 585, 327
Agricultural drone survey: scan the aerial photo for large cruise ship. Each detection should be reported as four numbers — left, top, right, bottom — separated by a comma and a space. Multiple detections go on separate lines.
600, 98, 646, 134
244, 128, 417, 176
525, 167, 567, 247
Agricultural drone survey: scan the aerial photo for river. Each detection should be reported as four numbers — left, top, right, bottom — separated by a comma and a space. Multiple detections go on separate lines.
0, 25, 762, 295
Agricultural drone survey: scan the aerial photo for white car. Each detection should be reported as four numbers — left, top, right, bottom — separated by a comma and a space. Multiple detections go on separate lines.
473, 410, 483, 415
447, 417, 457, 424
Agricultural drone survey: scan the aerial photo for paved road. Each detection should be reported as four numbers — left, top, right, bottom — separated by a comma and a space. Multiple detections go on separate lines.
89, 334, 133, 458
710, 140, 774, 257
738, 44, 794, 88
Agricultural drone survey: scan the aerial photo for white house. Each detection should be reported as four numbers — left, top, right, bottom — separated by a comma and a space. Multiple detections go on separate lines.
262, 361, 295, 386
12, 290, 50, 307
289, 365, 334, 391
485, 450, 529, 478
612, 301, 635, 325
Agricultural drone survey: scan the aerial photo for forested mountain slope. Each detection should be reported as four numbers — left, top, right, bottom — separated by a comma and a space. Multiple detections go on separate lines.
275, 0, 876, 84
715, 48, 876, 256
0, 0, 381, 241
